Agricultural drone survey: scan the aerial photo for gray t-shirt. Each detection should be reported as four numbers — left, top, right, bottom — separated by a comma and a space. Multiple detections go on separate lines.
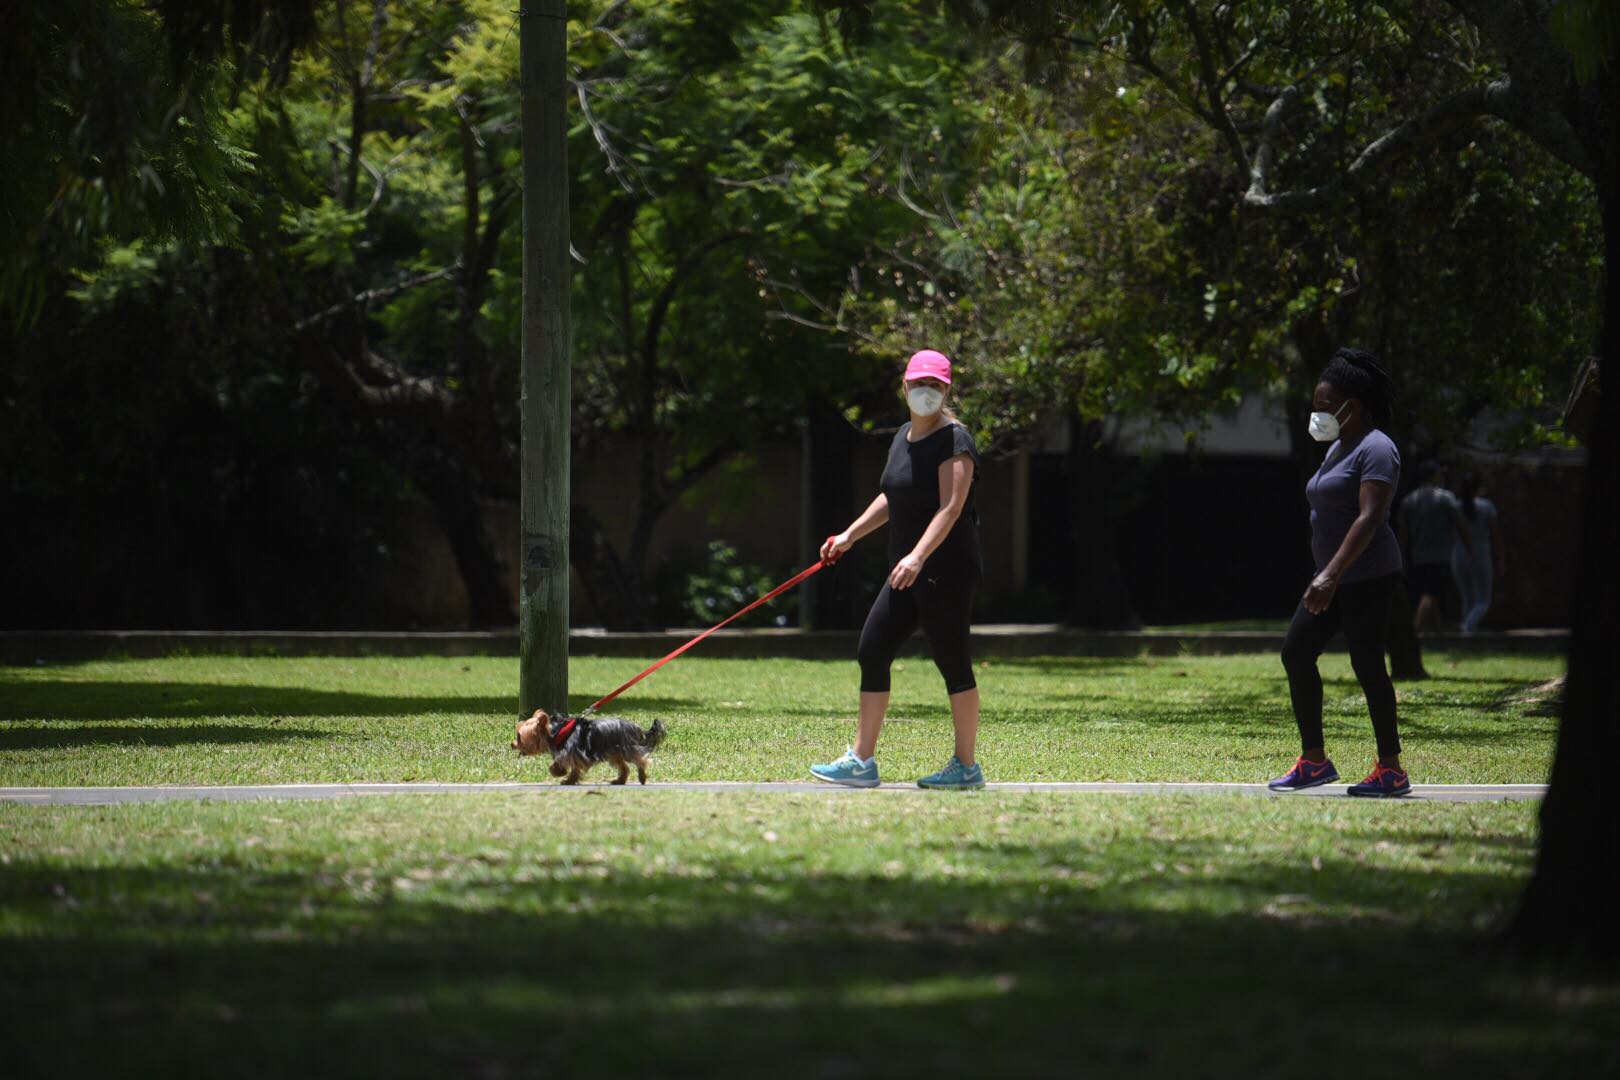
1305, 429, 1403, 583
1401, 485, 1462, 567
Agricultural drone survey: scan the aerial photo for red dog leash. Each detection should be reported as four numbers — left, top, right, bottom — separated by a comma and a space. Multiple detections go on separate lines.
581, 540, 842, 716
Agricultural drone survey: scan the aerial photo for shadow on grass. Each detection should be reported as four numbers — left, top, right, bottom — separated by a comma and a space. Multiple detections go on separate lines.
757, 678, 1562, 741
972, 657, 1177, 675
0, 680, 695, 723
1416, 664, 1566, 687
0, 832, 1605, 1079
0, 724, 329, 751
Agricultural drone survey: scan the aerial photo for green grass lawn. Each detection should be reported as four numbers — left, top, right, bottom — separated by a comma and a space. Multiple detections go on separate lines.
4, 793, 1614, 1078
1, 653, 1602, 1077
0, 652, 1562, 786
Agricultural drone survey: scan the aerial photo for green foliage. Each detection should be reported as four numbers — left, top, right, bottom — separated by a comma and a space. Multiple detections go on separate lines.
5, 0, 993, 626
282, 198, 368, 269
840, 1, 1604, 455
1551, 0, 1620, 82
0, 0, 320, 323
5, 0, 1608, 629
64, 242, 165, 309
566, 4, 987, 457
680, 540, 798, 628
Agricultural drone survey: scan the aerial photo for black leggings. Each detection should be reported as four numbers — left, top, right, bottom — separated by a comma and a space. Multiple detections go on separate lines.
1281, 572, 1402, 760
858, 578, 978, 695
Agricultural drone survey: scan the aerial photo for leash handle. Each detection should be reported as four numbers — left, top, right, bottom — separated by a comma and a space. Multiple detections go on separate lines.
585, 551, 834, 715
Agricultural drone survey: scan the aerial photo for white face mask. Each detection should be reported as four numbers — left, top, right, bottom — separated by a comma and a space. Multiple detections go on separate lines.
1308, 400, 1351, 442
907, 386, 946, 417
906, 385, 945, 417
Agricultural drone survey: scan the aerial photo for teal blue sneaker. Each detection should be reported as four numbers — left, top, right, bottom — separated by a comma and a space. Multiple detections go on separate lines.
809, 747, 880, 788
917, 756, 985, 790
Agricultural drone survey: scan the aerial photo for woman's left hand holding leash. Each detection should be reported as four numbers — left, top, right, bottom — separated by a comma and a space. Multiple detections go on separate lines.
821, 533, 854, 564
890, 552, 926, 590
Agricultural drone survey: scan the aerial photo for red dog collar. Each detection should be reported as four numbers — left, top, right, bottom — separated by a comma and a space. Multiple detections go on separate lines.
550, 715, 579, 746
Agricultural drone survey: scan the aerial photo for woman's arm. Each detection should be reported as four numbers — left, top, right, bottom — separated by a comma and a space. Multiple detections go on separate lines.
889, 453, 974, 590
820, 493, 889, 562
1303, 480, 1395, 614
1448, 504, 1476, 558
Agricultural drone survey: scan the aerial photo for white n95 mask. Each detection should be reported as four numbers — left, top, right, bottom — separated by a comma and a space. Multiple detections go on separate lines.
1308, 401, 1350, 442
906, 386, 945, 417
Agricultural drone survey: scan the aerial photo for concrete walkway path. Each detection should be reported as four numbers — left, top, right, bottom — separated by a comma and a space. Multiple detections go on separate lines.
0, 781, 1545, 805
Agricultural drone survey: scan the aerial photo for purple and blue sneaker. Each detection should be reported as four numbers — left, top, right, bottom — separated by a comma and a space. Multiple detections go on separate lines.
1347, 763, 1412, 798
1268, 755, 1340, 792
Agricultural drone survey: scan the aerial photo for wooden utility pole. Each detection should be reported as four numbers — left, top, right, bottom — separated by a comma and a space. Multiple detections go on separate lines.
518, 0, 570, 715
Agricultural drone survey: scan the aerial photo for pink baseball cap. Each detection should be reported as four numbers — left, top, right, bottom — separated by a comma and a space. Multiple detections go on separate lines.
904, 349, 952, 385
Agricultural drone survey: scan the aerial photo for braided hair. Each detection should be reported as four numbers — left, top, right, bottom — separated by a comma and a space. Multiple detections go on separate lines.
1320, 347, 1395, 429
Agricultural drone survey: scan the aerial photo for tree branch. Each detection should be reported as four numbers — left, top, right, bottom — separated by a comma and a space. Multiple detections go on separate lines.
666, 438, 742, 499
303, 336, 456, 426
355, 348, 455, 410
574, 79, 642, 194
1443, 0, 1597, 175
1170, 0, 1250, 178
360, 0, 387, 87
638, 231, 751, 374
1244, 77, 1532, 211
458, 104, 481, 286
294, 265, 459, 332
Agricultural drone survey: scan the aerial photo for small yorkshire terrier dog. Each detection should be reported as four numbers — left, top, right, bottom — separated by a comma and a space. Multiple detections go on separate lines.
511, 708, 666, 785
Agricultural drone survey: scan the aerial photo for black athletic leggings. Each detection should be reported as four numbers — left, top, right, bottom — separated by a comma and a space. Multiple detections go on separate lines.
1281, 571, 1402, 759
858, 578, 978, 695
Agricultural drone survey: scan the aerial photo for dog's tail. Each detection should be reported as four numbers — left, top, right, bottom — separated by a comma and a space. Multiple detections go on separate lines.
642, 718, 666, 751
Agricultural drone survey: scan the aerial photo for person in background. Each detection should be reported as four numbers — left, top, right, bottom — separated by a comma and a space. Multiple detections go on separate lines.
1398, 461, 1469, 634
1451, 472, 1507, 633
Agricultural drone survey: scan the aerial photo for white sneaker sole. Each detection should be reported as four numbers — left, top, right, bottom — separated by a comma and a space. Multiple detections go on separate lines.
1267, 773, 1339, 792
808, 769, 880, 789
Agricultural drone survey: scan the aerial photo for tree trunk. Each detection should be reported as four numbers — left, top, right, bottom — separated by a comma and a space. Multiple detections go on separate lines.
1064, 416, 1139, 629
1507, 93, 1620, 960
801, 397, 857, 630
517, 0, 571, 715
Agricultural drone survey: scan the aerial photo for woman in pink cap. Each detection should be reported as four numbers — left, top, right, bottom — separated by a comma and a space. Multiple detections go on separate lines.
810, 349, 985, 789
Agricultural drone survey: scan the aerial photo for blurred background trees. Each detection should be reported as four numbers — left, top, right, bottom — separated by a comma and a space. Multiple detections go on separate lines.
1, 0, 1601, 634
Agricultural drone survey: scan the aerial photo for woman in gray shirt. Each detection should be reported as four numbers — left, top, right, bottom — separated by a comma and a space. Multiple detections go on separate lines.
1268, 348, 1412, 797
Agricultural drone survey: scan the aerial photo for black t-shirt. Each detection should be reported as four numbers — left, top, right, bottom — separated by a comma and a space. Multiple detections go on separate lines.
881, 421, 982, 581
